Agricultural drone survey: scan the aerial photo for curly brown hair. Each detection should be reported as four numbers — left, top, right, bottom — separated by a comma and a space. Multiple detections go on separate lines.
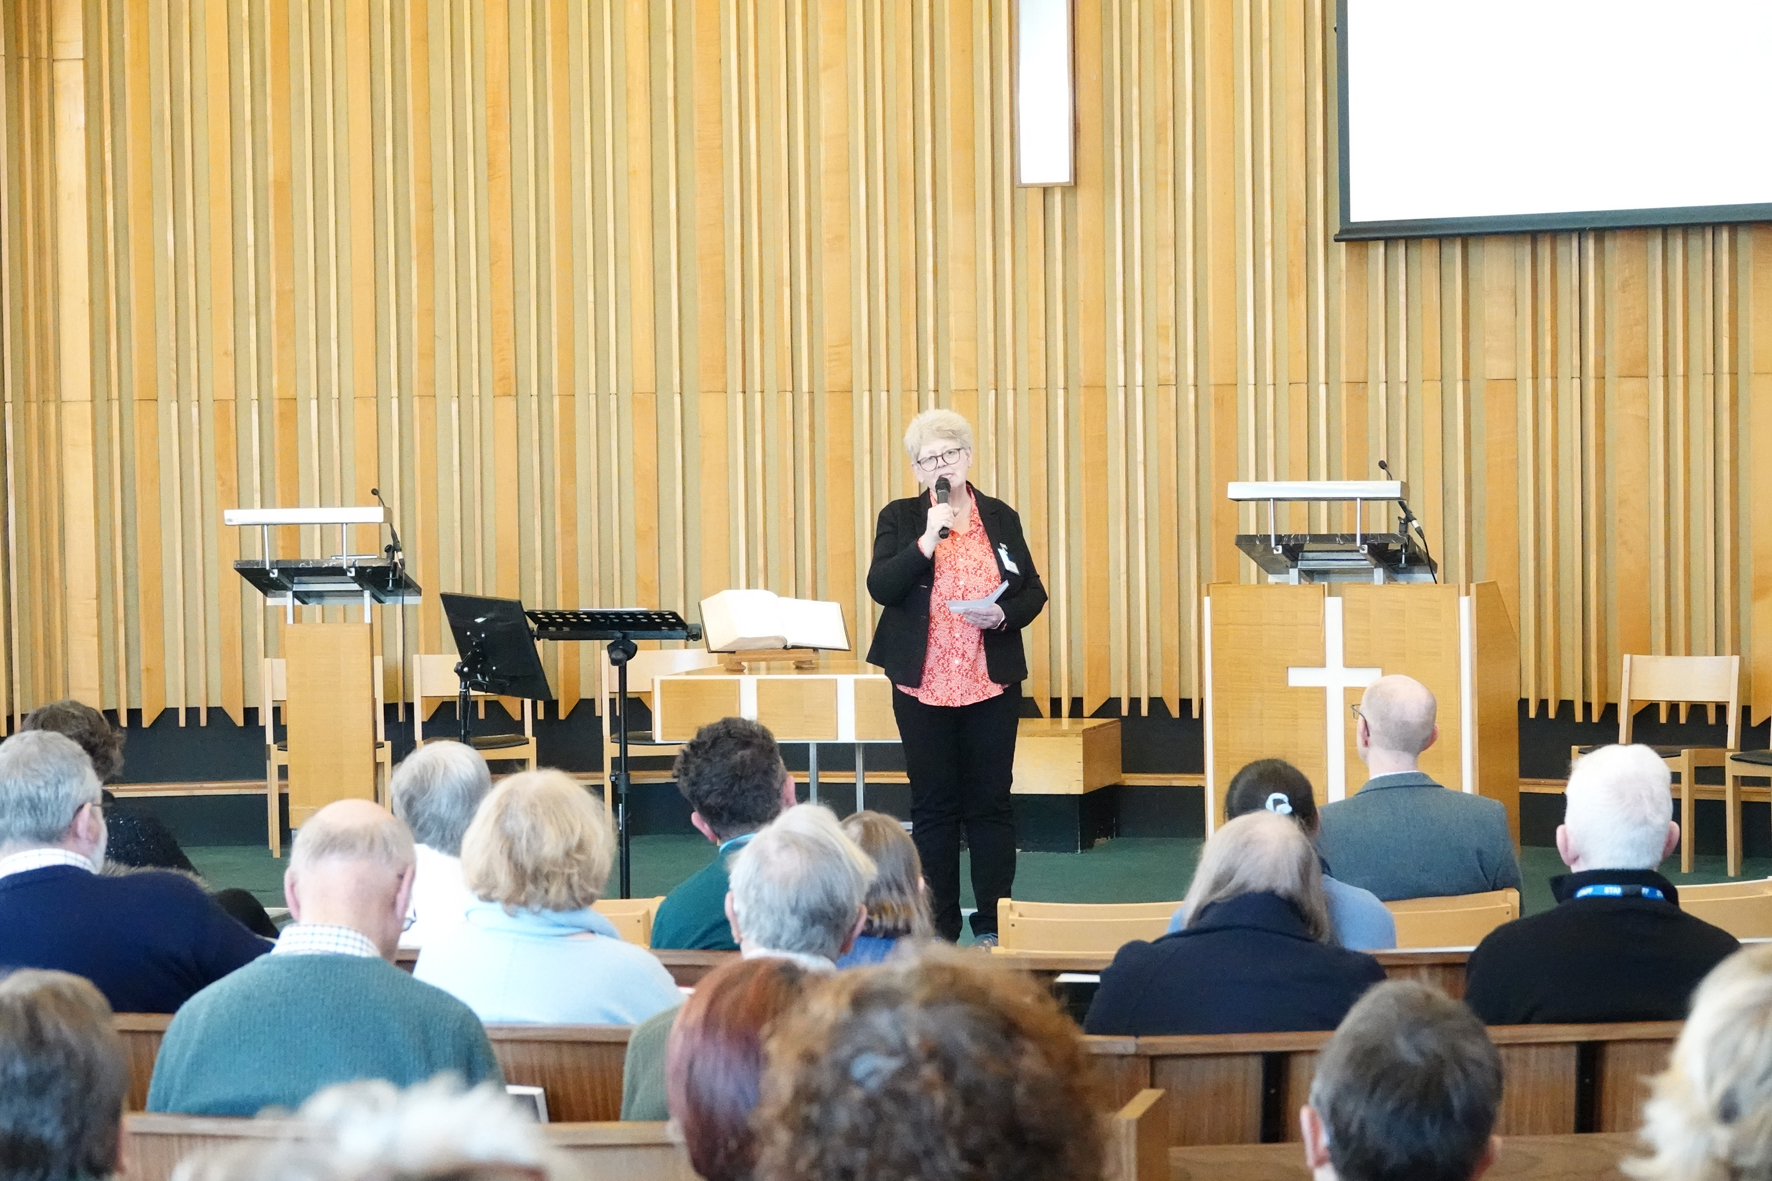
21, 700, 125, 783
754, 944, 1102, 1181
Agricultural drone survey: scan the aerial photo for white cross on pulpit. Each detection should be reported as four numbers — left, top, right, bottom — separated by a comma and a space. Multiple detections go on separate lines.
1287, 596, 1381, 801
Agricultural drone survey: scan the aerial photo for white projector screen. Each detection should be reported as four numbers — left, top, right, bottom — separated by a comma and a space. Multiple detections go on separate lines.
1338, 0, 1772, 239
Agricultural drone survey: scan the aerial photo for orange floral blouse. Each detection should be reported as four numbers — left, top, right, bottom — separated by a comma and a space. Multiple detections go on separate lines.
901, 499, 1004, 708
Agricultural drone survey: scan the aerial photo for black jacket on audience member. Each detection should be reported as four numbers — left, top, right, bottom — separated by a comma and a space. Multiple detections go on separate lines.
1082, 891, 1386, 1036
1463, 869, 1738, 1025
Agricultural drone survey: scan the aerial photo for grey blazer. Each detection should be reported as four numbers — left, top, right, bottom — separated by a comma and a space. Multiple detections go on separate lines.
1315, 772, 1522, 902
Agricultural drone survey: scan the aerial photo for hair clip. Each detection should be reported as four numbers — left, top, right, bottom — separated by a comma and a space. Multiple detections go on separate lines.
1264, 792, 1294, 816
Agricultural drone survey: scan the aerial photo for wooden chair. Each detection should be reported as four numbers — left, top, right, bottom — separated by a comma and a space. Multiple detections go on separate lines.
410, 653, 538, 771
591, 895, 665, 947
1678, 877, 1772, 938
994, 899, 1179, 955
1572, 654, 1741, 874
596, 645, 723, 822
1384, 888, 1519, 948
263, 656, 393, 857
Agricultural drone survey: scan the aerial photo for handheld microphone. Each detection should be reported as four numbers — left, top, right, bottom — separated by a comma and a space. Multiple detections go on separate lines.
934, 476, 952, 539
370, 486, 404, 566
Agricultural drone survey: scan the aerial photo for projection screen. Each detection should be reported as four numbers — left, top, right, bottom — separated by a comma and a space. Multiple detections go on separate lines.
1337, 0, 1772, 240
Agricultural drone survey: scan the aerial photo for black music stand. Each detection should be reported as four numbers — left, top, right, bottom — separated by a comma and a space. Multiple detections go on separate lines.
528, 608, 702, 898
439, 594, 555, 756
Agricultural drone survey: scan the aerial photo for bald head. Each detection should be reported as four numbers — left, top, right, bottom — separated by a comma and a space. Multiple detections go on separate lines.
285, 801, 416, 959
1358, 675, 1438, 762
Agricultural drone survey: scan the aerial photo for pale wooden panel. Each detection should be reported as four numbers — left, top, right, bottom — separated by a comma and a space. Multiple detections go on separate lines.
0, 0, 1768, 730
1205, 583, 1326, 811
1011, 717, 1121, 795
852, 675, 898, 741
655, 677, 741, 743
1339, 582, 1463, 794
282, 622, 374, 824
755, 676, 839, 741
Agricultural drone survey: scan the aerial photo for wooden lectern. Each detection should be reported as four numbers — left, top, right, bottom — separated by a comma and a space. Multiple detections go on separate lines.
1205, 482, 1520, 840
225, 506, 420, 850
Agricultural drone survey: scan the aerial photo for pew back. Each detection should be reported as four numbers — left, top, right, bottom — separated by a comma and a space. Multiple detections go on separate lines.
1086, 1021, 1680, 1147
1168, 1131, 1636, 1181
486, 1024, 633, 1122
123, 1115, 698, 1181
117, 1014, 172, 1111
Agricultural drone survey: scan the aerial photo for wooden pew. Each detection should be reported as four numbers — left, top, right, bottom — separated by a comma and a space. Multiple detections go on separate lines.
991, 947, 1471, 998
123, 1115, 697, 1181
116, 1014, 172, 1111
486, 1025, 632, 1122
1103, 1090, 1170, 1181
1169, 1131, 1637, 1181
1086, 1022, 1681, 1147
114, 1021, 633, 1125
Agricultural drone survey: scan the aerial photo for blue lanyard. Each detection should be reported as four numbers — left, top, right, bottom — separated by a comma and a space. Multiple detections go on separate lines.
1573, 884, 1666, 901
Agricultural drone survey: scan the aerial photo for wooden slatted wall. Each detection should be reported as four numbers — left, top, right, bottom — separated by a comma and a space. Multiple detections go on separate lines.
3, 0, 1771, 729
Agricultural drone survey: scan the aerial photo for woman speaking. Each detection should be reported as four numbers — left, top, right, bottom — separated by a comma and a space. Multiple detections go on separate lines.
866, 409, 1046, 945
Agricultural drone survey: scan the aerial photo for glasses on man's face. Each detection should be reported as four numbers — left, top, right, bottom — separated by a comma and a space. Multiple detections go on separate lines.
1349, 703, 1363, 721
915, 446, 968, 472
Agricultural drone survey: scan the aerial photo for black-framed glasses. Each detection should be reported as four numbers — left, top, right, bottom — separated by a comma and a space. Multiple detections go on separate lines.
914, 446, 968, 472
1349, 703, 1364, 721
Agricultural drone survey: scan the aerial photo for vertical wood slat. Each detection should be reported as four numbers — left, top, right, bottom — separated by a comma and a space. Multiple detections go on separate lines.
0, 0, 1768, 732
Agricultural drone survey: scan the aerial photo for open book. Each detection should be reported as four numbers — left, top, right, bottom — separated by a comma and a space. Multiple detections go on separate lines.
699, 589, 851, 653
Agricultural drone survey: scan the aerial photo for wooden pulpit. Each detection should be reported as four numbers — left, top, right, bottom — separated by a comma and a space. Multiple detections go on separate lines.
1203, 581, 1520, 840
283, 623, 378, 825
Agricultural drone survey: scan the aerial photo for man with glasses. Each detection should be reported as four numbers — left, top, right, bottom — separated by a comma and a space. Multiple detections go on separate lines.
1316, 675, 1521, 902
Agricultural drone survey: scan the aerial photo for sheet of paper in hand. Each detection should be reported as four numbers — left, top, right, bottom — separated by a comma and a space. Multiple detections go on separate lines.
947, 581, 1009, 614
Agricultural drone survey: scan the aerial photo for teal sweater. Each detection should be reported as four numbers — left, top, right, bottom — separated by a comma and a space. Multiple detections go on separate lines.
147, 953, 502, 1115
650, 834, 754, 951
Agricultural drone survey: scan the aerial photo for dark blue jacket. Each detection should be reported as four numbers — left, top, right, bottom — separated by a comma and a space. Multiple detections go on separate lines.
0, 865, 270, 1013
1083, 891, 1386, 1036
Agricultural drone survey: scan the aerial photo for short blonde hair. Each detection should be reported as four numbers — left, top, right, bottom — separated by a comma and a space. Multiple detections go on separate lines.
460, 770, 612, 914
1182, 810, 1331, 941
902, 408, 974, 464
1629, 945, 1772, 1181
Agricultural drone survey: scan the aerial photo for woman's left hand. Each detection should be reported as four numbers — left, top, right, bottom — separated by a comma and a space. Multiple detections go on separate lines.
953, 603, 1005, 630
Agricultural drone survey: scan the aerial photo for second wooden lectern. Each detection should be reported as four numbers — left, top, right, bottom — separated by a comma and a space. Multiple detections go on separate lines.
1205, 481, 1519, 840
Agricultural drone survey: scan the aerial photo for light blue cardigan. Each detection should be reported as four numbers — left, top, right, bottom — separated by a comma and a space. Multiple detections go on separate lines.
414, 903, 682, 1025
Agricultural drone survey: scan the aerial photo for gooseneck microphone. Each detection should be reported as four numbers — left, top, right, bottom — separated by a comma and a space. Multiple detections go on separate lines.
370, 486, 404, 568
934, 476, 952, 539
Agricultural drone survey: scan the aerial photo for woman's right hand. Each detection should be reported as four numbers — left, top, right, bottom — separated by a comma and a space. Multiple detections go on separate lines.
922, 502, 959, 549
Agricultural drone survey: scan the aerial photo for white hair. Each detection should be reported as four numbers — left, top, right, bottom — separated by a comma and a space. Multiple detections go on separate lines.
902, 408, 974, 463
288, 803, 416, 879
171, 1077, 571, 1181
0, 731, 102, 851
1564, 744, 1674, 871
730, 804, 875, 960
389, 742, 493, 856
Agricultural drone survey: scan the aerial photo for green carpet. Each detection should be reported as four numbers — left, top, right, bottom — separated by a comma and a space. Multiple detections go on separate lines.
186, 835, 1772, 920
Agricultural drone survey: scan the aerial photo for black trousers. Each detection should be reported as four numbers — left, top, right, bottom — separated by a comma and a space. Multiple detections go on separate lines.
892, 685, 1020, 940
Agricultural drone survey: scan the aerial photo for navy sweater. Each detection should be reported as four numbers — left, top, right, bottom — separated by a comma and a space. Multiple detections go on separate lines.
0, 865, 270, 1013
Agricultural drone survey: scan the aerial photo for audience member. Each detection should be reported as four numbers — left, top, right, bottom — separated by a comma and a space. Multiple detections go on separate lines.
622, 803, 872, 1120
837, 810, 933, 966
389, 741, 495, 948
0, 731, 269, 1012
1629, 944, 1772, 1181
169, 1077, 573, 1181
22, 699, 196, 873
147, 800, 500, 1115
1316, 675, 1521, 900
1169, 759, 1395, 950
650, 717, 798, 951
1301, 980, 1502, 1181
0, 969, 129, 1181
755, 943, 1101, 1181
415, 769, 678, 1023
665, 957, 812, 1181
1466, 744, 1737, 1024
20, 700, 278, 937
1085, 810, 1384, 1035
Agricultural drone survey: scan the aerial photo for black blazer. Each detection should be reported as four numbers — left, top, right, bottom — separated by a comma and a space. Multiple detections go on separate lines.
1082, 892, 1387, 1037
865, 485, 1047, 688
1464, 869, 1739, 1025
